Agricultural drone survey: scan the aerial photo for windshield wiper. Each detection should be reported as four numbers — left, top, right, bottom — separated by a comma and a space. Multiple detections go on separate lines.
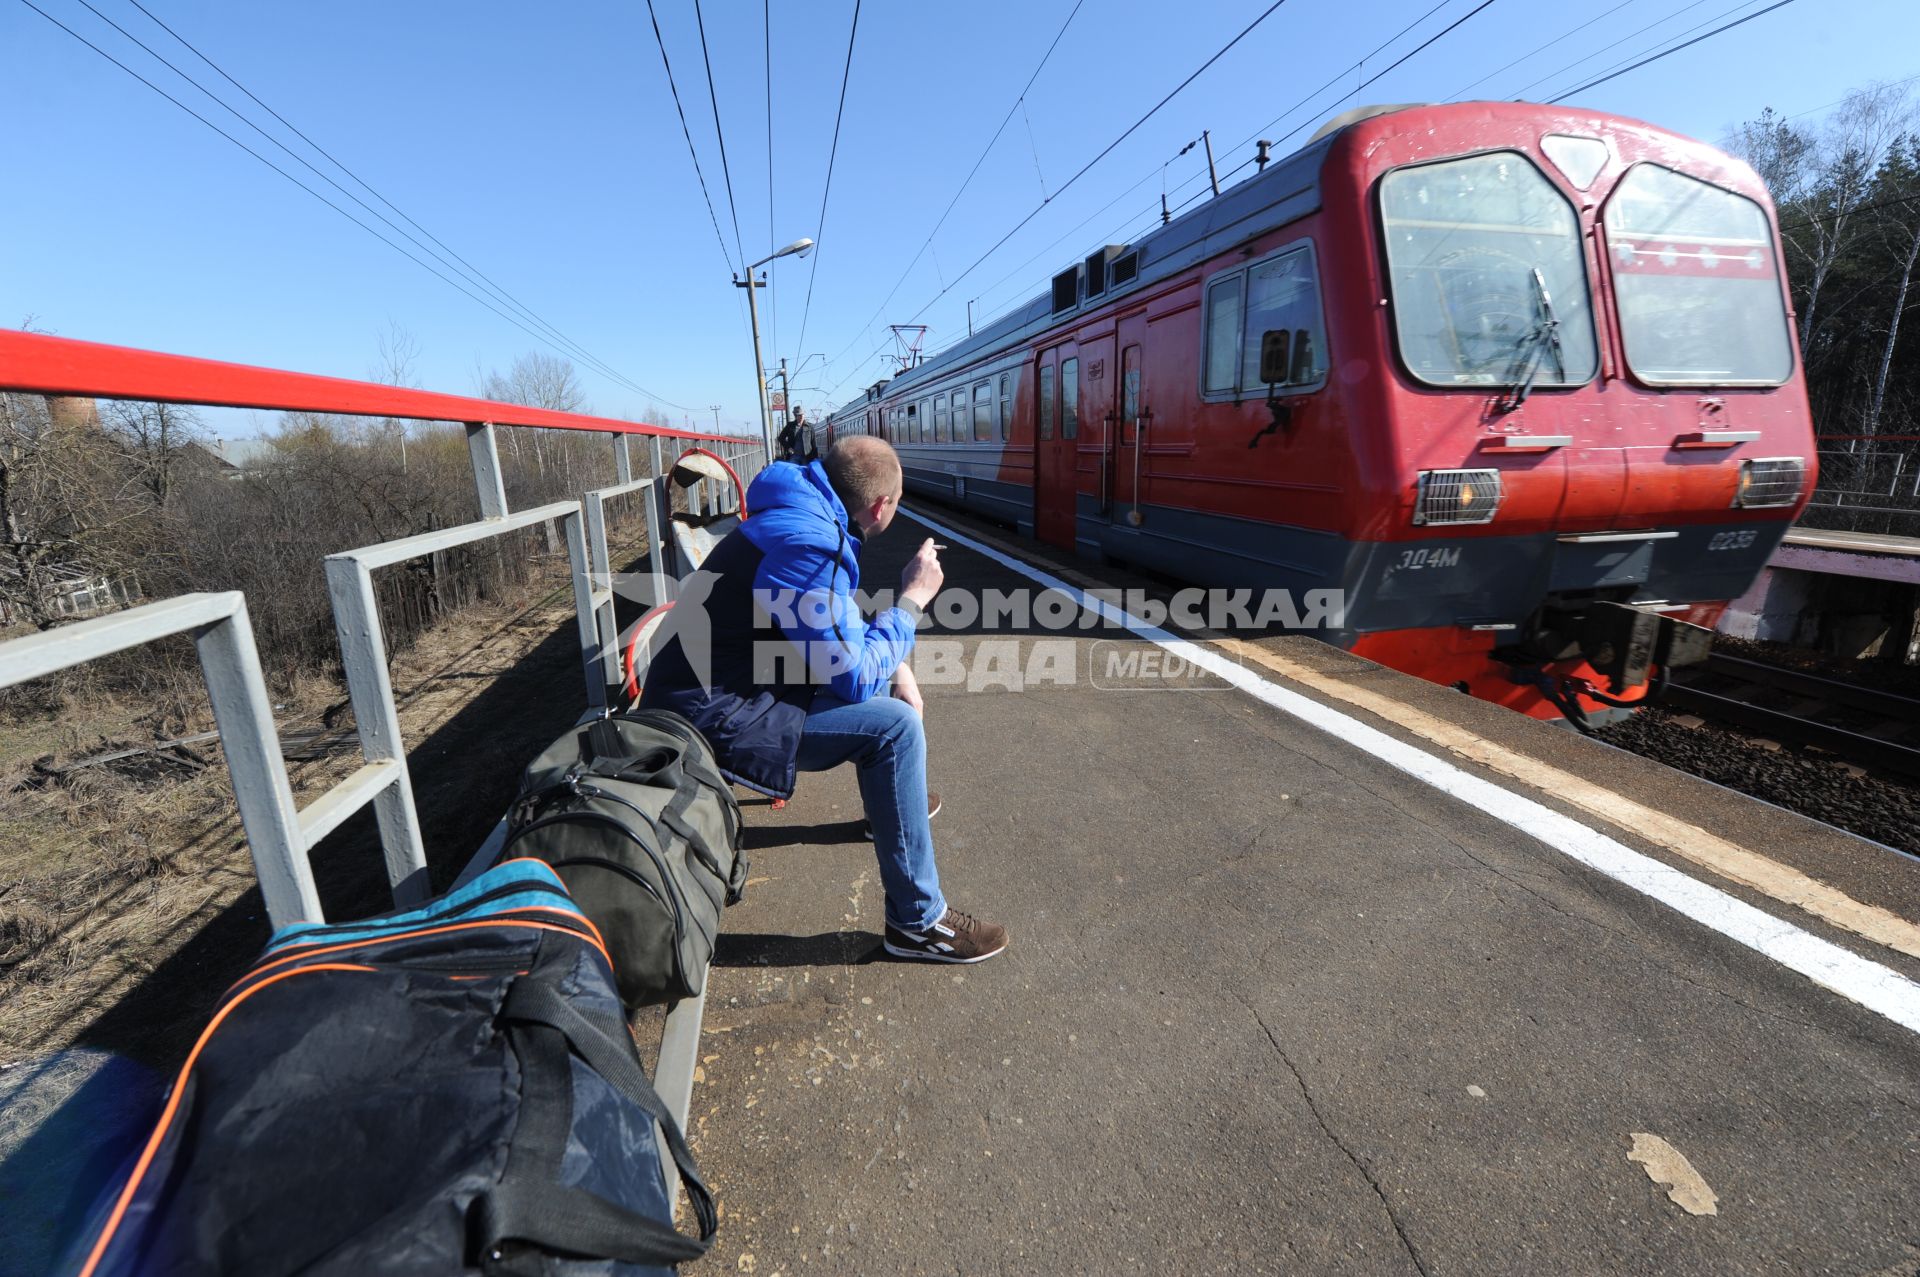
1497, 267, 1565, 413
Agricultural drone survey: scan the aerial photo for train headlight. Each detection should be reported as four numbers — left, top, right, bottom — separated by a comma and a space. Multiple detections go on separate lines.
1733, 456, 1805, 508
1414, 468, 1502, 525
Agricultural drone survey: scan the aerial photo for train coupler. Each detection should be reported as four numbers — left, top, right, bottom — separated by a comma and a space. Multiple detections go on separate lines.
1578, 601, 1711, 693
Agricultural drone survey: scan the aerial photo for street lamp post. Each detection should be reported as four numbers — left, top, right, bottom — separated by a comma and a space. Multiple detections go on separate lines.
735, 237, 813, 458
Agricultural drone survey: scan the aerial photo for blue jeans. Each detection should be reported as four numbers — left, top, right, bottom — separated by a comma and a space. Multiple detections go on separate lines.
794, 693, 947, 933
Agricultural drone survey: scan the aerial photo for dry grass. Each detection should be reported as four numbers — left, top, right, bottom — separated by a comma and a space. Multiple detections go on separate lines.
0, 527, 654, 1068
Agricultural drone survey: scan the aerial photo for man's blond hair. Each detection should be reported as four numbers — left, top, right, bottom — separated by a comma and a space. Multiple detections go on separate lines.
823, 435, 902, 512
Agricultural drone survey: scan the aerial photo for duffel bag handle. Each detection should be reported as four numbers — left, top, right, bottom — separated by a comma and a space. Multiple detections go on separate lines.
478, 979, 717, 1270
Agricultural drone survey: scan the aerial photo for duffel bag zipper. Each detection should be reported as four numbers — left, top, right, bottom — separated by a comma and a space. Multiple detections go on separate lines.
271, 878, 575, 946
510, 811, 689, 967
575, 780, 732, 888
542, 854, 689, 991
240, 916, 613, 991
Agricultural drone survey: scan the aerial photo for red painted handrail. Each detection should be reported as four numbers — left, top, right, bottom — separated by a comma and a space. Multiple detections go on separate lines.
0, 330, 734, 440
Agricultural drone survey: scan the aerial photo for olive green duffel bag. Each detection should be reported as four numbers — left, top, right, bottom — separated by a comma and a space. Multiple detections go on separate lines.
502, 708, 747, 1009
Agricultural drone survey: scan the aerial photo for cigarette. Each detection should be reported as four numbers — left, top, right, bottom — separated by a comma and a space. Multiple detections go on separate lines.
931, 543, 948, 551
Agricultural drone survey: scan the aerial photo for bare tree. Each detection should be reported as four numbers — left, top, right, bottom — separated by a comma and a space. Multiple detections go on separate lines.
478, 352, 588, 481
1791, 83, 1914, 359
370, 320, 423, 470
1864, 134, 1920, 434
101, 399, 205, 505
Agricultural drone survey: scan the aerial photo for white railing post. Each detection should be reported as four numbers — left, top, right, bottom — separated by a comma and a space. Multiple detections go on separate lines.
466, 421, 509, 519
323, 558, 432, 906
613, 432, 632, 485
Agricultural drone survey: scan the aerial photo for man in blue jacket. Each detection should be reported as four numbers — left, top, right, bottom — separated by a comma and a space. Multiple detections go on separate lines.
640, 436, 1009, 964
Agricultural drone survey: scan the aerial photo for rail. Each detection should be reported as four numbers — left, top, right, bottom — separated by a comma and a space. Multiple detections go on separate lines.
0, 334, 764, 1149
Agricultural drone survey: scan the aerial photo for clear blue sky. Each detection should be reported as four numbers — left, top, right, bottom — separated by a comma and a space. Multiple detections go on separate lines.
6, 0, 1918, 437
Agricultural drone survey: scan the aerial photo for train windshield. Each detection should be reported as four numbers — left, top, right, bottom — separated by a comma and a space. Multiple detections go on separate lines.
1605, 164, 1794, 385
1379, 152, 1599, 388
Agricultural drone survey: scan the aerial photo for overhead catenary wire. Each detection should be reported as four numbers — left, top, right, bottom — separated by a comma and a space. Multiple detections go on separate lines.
821, 0, 1087, 382
118, 0, 624, 375
1506, 0, 1716, 100
889, 0, 1299, 338
1548, 0, 1801, 103
793, 0, 863, 361
692, 0, 748, 273
644, 0, 738, 277
21, 0, 694, 411
1442, 0, 1640, 103
62, 0, 676, 406
765, 0, 777, 362
828, 0, 1500, 399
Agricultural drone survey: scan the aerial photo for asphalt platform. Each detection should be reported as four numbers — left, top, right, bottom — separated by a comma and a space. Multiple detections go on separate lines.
681, 502, 1920, 1277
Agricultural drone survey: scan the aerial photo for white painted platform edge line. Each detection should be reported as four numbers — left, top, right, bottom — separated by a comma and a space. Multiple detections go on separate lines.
906, 509, 1920, 1037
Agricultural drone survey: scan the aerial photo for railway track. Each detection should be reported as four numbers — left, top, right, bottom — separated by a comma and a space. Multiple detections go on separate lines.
1662, 653, 1920, 782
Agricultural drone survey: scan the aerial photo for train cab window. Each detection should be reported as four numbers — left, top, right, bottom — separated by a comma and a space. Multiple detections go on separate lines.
972, 378, 993, 440
1380, 151, 1598, 388
1203, 276, 1242, 393
1060, 358, 1079, 440
1039, 364, 1056, 440
1605, 164, 1793, 386
1201, 247, 1326, 399
998, 374, 1012, 440
1241, 248, 1327, 390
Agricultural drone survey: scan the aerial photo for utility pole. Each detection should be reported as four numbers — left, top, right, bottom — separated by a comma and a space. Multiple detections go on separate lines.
709, 404, 723, 434
1202, 129, 1221, 197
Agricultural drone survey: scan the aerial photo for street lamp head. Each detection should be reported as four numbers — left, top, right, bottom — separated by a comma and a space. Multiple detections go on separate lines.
777, 237, 814, 260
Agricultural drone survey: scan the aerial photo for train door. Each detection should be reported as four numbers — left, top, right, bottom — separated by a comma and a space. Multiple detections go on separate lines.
1110, 312, 1147, 523
1033, 342, 1078, 548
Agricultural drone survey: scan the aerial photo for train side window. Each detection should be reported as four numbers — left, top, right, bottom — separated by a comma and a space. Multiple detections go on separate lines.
920, 399, 932, 443
1039, 364, 1056, 440
998, 373, 1012, 441
1204, 276, 1243, 393
1241, 247, 1327, 391
1060, 358, 1079, 440
950, 386, 967, 444
972, 378, 993, 441
934, 393, 949, 443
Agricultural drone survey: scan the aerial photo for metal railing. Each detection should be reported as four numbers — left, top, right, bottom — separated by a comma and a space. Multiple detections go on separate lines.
1802, 441, 1920, 537
0, 330, 758, 930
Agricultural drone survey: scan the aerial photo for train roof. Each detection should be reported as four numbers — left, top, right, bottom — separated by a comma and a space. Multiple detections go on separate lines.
829, 110, 1371, 420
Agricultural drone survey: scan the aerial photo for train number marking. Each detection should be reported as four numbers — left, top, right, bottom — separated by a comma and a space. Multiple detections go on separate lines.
1707, 530, 1758, 552
1396, 547, 1462, 571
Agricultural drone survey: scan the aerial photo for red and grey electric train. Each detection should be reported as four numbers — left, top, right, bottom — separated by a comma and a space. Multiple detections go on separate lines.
826, 102, 1815, 720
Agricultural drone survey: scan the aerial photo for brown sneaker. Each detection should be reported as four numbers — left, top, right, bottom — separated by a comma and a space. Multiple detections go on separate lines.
863, 791, 941, 841
883, 908, 1009, 964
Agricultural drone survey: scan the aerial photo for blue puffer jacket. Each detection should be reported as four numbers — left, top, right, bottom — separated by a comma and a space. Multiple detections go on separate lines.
638, 460, 921, 798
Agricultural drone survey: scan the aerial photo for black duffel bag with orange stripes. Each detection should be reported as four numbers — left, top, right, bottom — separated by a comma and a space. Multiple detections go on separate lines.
67, 860, 717, 1276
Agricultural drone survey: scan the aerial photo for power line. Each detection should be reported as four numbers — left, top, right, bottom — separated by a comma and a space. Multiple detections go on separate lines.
1442, 0, 1639, 103
1253, 0, 1498, 156
118, 0, 603, 373
1548, 0, 1800, 102
643, 0, 738, 276
794, 0, 863, 359
20, 0, 693, 411
692, 0, 747, 272
1786, 72, 1920, 121
824, 0, 1087, 375
893, 0, 1299, 331
1509, 0, 1718, 100
765, 0, 777, 361
831, 0, 1499, 398
65, 0, 667, 404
